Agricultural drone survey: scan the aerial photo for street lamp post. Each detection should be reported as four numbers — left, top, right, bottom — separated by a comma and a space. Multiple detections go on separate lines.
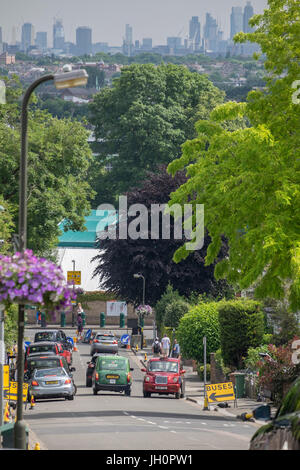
133, 273, 145, 349
14, 69, 88, 450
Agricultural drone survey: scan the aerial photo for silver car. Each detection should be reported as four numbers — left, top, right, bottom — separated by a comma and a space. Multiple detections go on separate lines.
29, 367, 76, 401
90, 333, 118, 356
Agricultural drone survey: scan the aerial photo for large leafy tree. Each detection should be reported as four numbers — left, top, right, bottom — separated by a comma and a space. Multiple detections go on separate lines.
0, 77, 95, 255
167, 0, 300, 311
92, 166, 230, 306
89, 63, 225, 204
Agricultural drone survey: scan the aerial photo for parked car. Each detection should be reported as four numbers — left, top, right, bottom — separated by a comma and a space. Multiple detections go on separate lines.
29, 367, 76, 401
86, 353, 113, 387
141, 357, 186, 399
34, 329, 72, 352
25, 355, 75, 378
90, 333, 118, 356
92, 354, 133, 396
25, 342, 72, 368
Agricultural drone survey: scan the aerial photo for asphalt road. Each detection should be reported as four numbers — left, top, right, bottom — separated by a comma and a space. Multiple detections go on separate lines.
23, 329, 255, 451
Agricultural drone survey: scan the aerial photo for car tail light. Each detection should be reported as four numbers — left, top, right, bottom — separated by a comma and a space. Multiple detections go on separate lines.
64, 379, 71, 384
95, 372, 99, 380
127, 373, 131, 383
94, 339, 99, 343
113, 340, 118, 344
31, 380, 39, 386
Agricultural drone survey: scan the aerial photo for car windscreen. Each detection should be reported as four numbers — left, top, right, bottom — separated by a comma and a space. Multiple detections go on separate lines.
27, 358, 61, 370
29, 345, 56, 354
148, 361, 179, 373
98, 358, 127, 371
35, 368, 67, 378
96, 335, 115, 341
35, 332, 55, 342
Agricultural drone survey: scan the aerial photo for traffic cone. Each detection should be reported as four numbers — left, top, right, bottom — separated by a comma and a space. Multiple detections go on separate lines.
126, 343, 130, 350
30, 395, 35, 409
144, 353, 147, 361
135, 344, 139, 352
73, 343, 78, 352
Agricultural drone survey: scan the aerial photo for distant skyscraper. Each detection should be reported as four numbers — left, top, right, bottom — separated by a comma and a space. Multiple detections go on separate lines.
21, 23, 34, 52
142, 38, 152, 50
53, 19, 65, 50
76, 27, 92, 55
230, 7, 243, 40
243, 1, 254, 33
36, 32, 47, 51
189, 16, 201, 51
204, 13, 218, 52
123, 24, 133, 56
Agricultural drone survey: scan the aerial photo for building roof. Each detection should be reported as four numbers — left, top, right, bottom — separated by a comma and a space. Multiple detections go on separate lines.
58, 209, 117, 248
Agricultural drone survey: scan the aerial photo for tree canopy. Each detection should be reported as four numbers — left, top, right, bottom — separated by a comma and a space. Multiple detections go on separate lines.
92, 166, 230, 306
89, 63, 225, 204
0, 77, 95, 255
167, 0, 300, 311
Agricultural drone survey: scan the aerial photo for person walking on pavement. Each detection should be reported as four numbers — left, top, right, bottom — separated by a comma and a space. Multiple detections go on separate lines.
152, 337, 161, 357
171, 339, 180, 358
76, 309, 83, 342
161, 334, 171, 357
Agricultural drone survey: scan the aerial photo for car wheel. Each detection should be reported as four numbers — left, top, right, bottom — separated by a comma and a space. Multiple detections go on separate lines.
125, 389, 131, 396
68, 395, 74, 400
175, 392, 180, 399
180, 385, 185, 398
93, 388, 98, 395
86, 379, 92, 387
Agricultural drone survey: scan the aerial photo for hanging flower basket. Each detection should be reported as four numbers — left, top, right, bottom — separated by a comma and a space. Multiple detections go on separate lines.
135, 304, 152, 317
0, 249, 76, 316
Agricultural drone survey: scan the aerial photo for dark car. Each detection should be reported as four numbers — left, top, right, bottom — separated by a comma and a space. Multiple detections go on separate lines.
86, 353, 115, 387
25, 355, 75, 378
141, 357, 186, 399
34, 329, 72, 352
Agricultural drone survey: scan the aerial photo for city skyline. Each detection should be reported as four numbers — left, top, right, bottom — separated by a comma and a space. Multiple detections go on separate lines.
0, 0, 268, 46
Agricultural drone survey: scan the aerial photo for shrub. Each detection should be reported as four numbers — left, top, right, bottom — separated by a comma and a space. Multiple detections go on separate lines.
176, 302, 220, 363
217, 299, 265, 369
154, 284, 183, 335
197, 363, 211, 381
164, 298, 190, 329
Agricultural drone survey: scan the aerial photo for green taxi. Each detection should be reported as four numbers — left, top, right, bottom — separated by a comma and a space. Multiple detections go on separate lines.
92, 355, 133, 396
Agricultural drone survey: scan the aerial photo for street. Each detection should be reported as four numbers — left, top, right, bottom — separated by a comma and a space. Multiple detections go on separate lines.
22, 329, 256, 451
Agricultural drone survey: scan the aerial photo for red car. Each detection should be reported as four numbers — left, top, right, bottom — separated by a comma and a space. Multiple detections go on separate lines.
141, 357, 186, 399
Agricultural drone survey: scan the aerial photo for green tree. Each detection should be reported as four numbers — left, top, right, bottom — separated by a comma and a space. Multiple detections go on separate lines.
0, 77, 95, 254
164, 298, 190, 329
217, 299, 265, 369
89, 63, 224, 203
168, 0, 300, 311
154, 284, 183, 335
176, 302, 220, 363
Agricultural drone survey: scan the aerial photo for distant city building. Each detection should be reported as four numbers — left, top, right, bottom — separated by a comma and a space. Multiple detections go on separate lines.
76, 27, 92, 56
122, 24, 133, 56
141, 38, 152, 51
243, 1, 254, 33
53, 18, 65, 50
189, 16, 201, 51
167, 37, 182, 53
230, 6, 243, 40
0, 26, 2, 44
21, 23, 34, 52
35, 32, 47, 51
92, 42, 109, 54
0, 51, 15, 65
204, 13, 218, 52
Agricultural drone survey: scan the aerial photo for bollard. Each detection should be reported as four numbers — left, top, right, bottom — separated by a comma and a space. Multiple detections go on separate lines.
135, 344, 139, 352
30, 395, 35, 409
34, 442, 41, 450
144, 353, 147, 361
203, 394, 209, 411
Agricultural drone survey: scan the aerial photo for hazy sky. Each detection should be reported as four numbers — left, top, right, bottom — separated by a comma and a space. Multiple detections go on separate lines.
1, 0, 268, 46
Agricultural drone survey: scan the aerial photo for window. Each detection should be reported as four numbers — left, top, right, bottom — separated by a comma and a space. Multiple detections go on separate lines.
98, 358, 127, 371
149, 361, 178, 373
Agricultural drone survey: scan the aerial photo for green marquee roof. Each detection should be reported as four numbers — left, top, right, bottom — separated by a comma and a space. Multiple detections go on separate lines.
58, 209, 117, 248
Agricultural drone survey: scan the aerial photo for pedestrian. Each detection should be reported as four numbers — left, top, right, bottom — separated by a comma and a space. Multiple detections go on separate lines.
77, 313, 83, 341
152, 337, 161, 357
171, 339, 180, 358
161, 334, 171, 357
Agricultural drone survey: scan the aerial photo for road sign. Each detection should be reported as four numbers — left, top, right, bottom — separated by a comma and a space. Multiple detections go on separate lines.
67, 271, 81, 285
205, 382, 235, 403
3, 382, 28, 402
3, 364, 9, 388
120, 334, 130, 345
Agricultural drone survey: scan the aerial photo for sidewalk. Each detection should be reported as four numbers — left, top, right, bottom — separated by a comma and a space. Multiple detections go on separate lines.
132, 346, 277, 426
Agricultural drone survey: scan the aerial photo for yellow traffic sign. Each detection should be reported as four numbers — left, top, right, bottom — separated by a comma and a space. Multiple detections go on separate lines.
3, 382, 29, 403
205, 382, 235, 403
67, 271, 81, 285
3, 364, 9, 388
